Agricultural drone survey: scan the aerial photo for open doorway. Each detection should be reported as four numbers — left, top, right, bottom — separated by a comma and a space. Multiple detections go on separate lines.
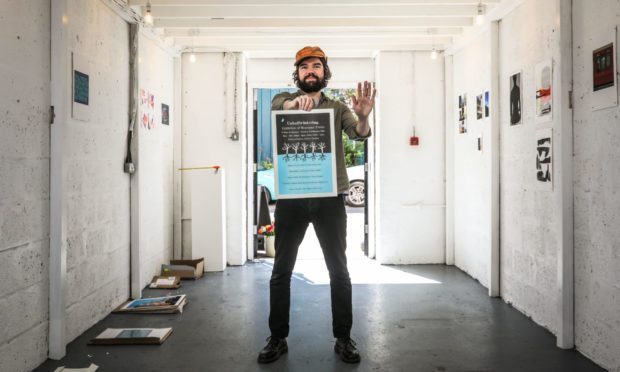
248, 86, 371, 262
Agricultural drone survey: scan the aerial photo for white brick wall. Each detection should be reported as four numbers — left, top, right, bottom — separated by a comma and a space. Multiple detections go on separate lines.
452, 31, 492, 286
572, 1, 620, 370
136, 33, 175, 286
62, 0, 130, 343
0, 0, 51, 370
498, 0, 559, 333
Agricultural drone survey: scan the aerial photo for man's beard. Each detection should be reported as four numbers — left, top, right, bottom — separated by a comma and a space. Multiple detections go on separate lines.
298, 74, 326, 93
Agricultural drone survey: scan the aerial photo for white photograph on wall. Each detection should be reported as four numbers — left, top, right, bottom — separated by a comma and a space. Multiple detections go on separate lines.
72, 52, 90, 122
535, 128, 553, 190
591, 28, 617, 111
535, 60, 553, 123
509, 71, 522, 126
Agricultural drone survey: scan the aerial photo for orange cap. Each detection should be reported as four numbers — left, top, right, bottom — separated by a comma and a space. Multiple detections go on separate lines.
294, 46, 327, 66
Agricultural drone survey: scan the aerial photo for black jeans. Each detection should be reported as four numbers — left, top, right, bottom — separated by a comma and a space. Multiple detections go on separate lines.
269, 196, 352, 339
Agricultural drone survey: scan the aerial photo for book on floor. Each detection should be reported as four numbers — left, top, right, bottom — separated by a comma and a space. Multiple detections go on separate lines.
113, 294, 187, 314
90, 328, 172, 345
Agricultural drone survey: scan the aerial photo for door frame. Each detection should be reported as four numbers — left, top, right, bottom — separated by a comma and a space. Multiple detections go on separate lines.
245, 82, 376, 260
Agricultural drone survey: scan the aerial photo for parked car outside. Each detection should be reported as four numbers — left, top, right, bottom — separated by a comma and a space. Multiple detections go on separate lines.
257, 165, 365, 207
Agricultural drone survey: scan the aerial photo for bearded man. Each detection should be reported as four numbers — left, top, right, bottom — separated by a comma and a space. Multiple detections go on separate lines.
257, 46, 376, 364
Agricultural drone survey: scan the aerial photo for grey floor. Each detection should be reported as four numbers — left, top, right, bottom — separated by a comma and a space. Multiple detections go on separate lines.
36, 261, 604, 372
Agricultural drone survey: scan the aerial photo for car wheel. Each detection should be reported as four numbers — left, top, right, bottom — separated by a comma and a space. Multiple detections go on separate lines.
346, 180, 365, 207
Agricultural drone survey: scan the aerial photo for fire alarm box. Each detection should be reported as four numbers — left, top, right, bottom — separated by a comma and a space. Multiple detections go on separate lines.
409, 126, 419, 146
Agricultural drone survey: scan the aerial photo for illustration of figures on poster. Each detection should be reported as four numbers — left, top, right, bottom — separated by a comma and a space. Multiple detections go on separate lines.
535, 60, 552, 122
271, 109, 337, 199
591, 28, 617, 111
140, 88, 156, 130
510, 71, 522, 126
536, 128, 553, 190
458, 93, 467, 133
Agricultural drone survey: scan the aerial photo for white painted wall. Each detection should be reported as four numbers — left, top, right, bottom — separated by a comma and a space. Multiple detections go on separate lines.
62, 0, 131, 343
572, 1, 620, 369
375, 51, 445, 264
181, 52, 246, 266
498, 0, 559, 334
452, 31, 492, 286
136, 32, 175, 287
0, 1, 50, 370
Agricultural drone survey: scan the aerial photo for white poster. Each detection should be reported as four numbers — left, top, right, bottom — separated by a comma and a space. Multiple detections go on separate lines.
535, 128, 553, 190
535, 60, 553, 123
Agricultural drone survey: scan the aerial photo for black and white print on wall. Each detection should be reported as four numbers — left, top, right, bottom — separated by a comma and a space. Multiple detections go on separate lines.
535, 60, 553, 122
458, 93, 467, 133
476, 94, 483, 120
509, 71, 521, 125
591, 28, 617, 111
536, 128, 552, 190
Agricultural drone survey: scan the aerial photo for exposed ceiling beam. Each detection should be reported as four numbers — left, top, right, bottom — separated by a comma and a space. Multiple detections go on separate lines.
154, 17, 473, 28
164, 27, 463, 37
130, 0, 498, 5
147, 4, 479, 18
183, 43, 447, 52
176, 35, 452, 46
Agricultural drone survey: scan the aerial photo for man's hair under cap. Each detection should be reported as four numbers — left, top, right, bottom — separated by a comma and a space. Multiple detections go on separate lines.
294, 46, 327, 66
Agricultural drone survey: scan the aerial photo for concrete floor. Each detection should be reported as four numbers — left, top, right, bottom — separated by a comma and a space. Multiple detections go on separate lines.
35, 259, 603, 372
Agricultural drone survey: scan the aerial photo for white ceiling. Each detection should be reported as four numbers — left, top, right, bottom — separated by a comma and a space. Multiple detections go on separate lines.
127, 0, 501, 57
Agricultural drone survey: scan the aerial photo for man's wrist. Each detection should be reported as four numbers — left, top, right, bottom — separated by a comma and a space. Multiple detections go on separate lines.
282, 99, 295, 110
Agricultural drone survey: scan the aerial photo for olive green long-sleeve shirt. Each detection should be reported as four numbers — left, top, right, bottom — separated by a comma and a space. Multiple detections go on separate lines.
271, 90, 371, 194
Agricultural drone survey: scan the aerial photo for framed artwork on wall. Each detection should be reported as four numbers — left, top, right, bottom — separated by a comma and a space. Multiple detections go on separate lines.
591, 28, 617, 111
72, 53, 90, 122
162, 103, 170, 125
535, 60, 553, 123
535, 128, 553, 190
476, 94, 483, 120
509, 71, 522, 126
458, 93, 467, 133
484, 91, 490, 118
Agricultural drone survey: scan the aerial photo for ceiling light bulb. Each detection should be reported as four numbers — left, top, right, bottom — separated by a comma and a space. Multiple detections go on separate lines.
430, 49, 438, 60
144, 3, 154, 25
189, 53, 197, 63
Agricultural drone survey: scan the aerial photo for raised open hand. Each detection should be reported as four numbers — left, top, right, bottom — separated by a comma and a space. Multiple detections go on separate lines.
351, 81, 377, 120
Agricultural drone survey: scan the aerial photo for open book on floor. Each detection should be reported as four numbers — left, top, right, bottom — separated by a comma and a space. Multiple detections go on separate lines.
113, 294, 187, 314
90, 328, 172, 345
